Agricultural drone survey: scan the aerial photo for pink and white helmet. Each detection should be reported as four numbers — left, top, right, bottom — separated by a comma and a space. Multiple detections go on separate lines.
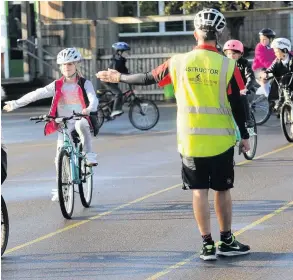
57, 48, 82, 65
223, 40, 244, 54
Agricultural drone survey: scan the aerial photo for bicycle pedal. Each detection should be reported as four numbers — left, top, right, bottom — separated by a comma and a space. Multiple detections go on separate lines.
86, 163, 98, 167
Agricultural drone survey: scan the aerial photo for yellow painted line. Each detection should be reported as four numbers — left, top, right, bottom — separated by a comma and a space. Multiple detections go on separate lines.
5, 143, 293, 255
233, 200, 293, 236
145, 143, 293, 280
146, 200, 293, 280
5, 183, 181, 254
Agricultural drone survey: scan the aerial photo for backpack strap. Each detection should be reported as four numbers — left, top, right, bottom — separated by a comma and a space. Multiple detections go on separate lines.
77, 77, 89, 107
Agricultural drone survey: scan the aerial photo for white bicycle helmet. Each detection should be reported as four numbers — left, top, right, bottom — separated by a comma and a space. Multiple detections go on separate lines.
57, 48, 82, 64
271, 38, 291, 52
194, 8, 226, 33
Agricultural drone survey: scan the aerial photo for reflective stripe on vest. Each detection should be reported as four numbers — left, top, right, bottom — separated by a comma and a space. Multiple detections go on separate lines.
184, 106, 232, 115
186, 127, 235, 136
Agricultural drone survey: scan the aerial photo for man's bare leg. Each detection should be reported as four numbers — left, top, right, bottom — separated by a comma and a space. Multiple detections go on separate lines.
192, 189, 210, 235
214, 190, 232, 232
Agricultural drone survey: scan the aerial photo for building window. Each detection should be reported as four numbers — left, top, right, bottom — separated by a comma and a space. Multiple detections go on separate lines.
164, 1, 184, 32
118, 1, 195, 36
118, 1, 139, 33
140, 1, 159, 32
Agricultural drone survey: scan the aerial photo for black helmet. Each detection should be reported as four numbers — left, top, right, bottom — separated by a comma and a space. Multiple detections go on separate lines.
259, 28, 276, 39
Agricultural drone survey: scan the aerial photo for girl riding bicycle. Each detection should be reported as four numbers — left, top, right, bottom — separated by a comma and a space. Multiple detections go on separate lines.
3, 48, 99, 201
223, 39, 255, 127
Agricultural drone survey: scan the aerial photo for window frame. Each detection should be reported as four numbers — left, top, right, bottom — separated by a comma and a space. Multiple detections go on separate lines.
118, 1, 193, 37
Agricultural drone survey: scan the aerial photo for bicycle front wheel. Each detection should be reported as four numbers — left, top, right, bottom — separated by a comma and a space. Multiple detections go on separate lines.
78, 144, 93, 208
1, 195, 9, 256
243, 113, 258, 160
281, 104, 293, 142
251, 94, 271, 125
58, 149, 74, 219
129, 99, 160, 130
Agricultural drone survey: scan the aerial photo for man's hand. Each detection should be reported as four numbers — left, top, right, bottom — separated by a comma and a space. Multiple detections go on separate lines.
96, 68, 121, 83
240, 138, 250, 153
3, 102, 13, 112
240, 88, 248, 95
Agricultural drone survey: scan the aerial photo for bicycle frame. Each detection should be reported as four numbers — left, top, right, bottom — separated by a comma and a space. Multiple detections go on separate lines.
98, 88, 137, 110
59, 122, 82, 184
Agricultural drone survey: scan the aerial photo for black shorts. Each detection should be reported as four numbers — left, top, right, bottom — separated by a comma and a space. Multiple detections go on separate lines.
181, 147, 234, 191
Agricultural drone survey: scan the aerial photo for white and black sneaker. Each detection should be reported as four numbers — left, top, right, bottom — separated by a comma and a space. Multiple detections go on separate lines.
200, 241, 217, 261
217, 234, 250, 256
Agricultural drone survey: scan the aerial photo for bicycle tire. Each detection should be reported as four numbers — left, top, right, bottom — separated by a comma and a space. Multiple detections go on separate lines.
1, 195, 9, 256
96, 108, 105, 129
78, 144, 93, 208
252, 96, 272, 125
129, 99, 160, 130
281, 104, 293, 142
58, 149, 74, 219
243, 113, 258, 160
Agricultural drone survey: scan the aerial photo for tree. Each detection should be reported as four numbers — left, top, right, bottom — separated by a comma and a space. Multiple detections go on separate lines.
165, 1, 254, 40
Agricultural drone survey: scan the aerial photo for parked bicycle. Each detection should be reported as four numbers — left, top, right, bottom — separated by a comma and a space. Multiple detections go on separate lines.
30, 112, 96, 219
96, 85, 160, 131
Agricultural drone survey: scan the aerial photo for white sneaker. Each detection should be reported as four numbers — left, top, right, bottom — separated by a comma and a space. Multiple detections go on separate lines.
85, 152, 98, 166
110, 110, 123, 117
51, 189, 59, 202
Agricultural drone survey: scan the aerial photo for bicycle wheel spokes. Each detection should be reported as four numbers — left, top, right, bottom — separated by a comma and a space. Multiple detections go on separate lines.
129, 99, 160, 130
252, 95, 270, 125
244, 113, 257, 160
1, 196, 9, 256
281, 104, 293, 142
79, 161, 93, 208
58, 149, 74, 219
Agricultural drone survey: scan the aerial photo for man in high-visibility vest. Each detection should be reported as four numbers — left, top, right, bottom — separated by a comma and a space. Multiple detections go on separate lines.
97, 8, 250, 261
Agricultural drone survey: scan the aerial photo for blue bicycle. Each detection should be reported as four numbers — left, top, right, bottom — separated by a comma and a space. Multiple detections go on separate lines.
30, 112, 96, 219
234, 112, 257, 160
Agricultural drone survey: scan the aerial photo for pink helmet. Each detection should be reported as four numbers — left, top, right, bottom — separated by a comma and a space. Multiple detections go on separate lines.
223, 40, 244, 53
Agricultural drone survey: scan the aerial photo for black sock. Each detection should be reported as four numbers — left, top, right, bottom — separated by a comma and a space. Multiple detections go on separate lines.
220, 230, 232, 243
202, 233, 213, 244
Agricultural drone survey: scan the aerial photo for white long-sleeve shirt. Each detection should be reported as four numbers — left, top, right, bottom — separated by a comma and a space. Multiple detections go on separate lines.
9, 79, 99, 117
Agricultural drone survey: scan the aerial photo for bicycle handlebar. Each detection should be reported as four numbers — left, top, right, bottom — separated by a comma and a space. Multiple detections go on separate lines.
29, 111, 88, 122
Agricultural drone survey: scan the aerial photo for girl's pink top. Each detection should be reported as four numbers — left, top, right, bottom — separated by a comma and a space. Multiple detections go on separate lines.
252, 43, 276, 71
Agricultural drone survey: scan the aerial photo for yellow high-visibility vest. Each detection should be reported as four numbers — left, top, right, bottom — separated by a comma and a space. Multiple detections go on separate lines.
169, 49, 236, 157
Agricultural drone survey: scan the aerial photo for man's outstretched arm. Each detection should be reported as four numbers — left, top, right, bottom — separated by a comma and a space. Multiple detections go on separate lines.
96, 60, 171, 86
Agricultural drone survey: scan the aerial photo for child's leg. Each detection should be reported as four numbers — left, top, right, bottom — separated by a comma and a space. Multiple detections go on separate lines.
55, 132, 64, 173
75, 118, 97, 165
75, 118, 92, 153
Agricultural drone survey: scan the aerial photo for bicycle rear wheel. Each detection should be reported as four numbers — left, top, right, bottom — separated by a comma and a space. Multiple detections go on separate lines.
243, 113, 257, 160
129, 99, 160, 130
1, 195, 9, 256
78, 144, 93, 208
96, 108, 105, 129
281, 104, 293, 142
58, 149, 74, 219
